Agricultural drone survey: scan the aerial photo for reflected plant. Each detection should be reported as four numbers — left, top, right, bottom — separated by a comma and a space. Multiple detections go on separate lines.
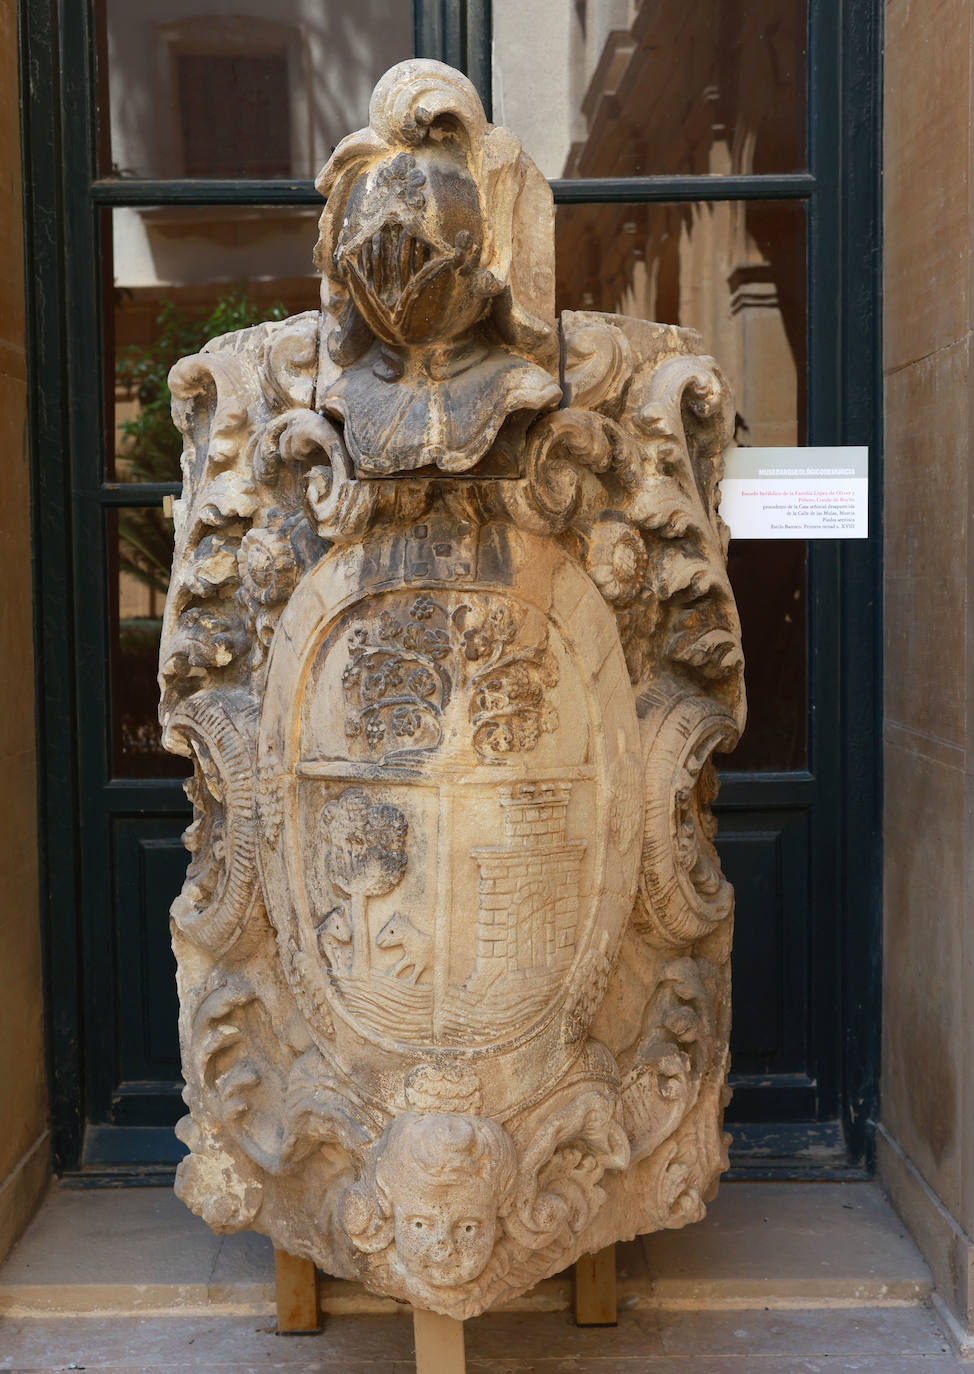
115, 288, 288, 595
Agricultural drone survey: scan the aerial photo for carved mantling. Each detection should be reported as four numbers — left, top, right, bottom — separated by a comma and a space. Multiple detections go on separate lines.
159, 60, 746, 1321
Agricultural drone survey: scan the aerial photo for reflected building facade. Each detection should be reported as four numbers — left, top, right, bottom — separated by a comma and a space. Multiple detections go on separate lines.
493, 0, 806, 448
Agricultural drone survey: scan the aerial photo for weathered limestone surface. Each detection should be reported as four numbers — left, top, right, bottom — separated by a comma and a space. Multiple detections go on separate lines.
158, 59, 745, 1320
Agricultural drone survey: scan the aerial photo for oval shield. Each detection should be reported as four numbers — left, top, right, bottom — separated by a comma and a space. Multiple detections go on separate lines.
257, 521, 641, 1107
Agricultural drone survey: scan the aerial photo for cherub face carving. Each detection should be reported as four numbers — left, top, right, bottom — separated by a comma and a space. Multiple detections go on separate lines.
392, 1175, 497, 1286
344, 1111, 516, 1290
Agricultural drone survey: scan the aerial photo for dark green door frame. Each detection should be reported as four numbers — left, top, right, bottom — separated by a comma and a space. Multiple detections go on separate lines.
19, 0, 883, 1179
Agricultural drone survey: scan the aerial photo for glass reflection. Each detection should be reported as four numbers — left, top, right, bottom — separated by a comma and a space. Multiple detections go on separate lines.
493, 0, 806, 179
108, 206, 320, 481
556, 201, 807, 443
100, 0, 413, 181
109, 509, 190, 778
555, 200, 807, 770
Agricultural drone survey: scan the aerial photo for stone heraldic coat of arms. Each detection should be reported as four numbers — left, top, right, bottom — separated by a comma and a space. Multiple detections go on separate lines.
158, 60, 746, 1320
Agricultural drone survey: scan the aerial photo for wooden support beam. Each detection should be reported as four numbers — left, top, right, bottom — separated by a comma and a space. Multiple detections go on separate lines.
414, 1307, 466, 1373
274, 1248, 320, 1334
574, 1243, 617, 1326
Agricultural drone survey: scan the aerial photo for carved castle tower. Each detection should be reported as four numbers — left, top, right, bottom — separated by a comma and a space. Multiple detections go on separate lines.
470, 781, 586, 980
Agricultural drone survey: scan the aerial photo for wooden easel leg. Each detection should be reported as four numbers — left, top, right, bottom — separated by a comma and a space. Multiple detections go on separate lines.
574, 1243, 617, 1326
414, 1307, 466, 1373
274, 1248, 320, 1334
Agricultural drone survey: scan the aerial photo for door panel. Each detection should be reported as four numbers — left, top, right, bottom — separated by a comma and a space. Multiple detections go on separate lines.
717, 809, 811, 1088
114, 819, 184, 1089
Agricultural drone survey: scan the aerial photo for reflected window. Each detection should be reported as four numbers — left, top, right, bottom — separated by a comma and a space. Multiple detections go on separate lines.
101, 1, 414, 181
177, 52, 291, 178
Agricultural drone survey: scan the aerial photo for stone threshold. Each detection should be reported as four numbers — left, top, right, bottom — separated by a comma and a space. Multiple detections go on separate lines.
0, 1180, 931, 1320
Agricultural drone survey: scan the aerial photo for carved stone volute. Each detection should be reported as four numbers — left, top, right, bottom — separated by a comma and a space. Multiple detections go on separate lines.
159, 60, 745, 1321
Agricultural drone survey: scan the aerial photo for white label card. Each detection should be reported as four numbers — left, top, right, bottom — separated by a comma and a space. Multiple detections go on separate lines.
720, 447, 869, 540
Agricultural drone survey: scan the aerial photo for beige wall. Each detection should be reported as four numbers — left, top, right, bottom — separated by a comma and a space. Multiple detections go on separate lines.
0, 0, 50, 1262
879, 0, 974, 1344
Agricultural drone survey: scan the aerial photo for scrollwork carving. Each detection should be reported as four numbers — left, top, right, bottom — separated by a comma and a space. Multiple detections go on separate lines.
159, 315, 327, 722
166, 689, 260, 956
634, 692, 739, 947
560, 311, 634, 414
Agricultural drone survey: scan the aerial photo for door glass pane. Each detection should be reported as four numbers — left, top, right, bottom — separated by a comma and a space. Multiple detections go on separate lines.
109, 508, 189, 778
99, 1, 414, 180
108, 206, 320, 482
493, 0, 807, 179
555, 199, 807, 770
724, 540, 806, 770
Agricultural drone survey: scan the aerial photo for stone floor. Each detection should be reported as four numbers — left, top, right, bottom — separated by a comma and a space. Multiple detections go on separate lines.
0, 1181, 968, 1370
0, 1306, 967, 1372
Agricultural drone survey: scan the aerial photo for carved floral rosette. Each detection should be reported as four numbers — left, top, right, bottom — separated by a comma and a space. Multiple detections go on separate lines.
159, 60, 745, 1320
